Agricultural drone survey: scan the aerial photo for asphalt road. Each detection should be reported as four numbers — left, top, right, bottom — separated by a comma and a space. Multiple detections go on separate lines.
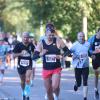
0, 65, 99, 100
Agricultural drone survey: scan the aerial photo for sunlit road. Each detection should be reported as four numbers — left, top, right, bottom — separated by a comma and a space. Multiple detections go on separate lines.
0, 64, 98, 100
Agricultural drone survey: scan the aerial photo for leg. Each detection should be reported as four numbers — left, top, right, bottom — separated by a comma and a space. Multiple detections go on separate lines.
92, 60, 100, 99
0, 63, 6, 83
44, 77, 54, 100
19, 74, 26, 91
25, 69, 32, 85
82, 67, 89, 100
23, 69, 32, 99
0, 69, 5, 83
30, 68, 35, 86
94, 68, 99, 99
52, 73, 61, 97
94, 69, 99, 91
74, 68, 82, 91
92, 60, 100, 90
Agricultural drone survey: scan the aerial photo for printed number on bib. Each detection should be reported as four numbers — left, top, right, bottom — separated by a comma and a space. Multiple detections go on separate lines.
46, 55, 56, 63
20, 59, 29, 67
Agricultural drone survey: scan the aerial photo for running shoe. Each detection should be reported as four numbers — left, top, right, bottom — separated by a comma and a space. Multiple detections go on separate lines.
26, 96, 30, 100
44, 93, 58, 100
94, 90, 99, 100
24, 84, 31, 97
23, 95, 26, 100
74, 82, 78, 91
84, 97, 87, 100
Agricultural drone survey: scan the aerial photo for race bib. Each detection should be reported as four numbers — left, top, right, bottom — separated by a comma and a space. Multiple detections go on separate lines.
72, 53, 88, 68
80, 53, 88, 59
45, 55, 56, 63
20, 59, 29, 67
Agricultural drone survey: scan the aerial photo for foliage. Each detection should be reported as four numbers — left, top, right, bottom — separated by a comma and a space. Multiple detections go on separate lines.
0, 0, 100, 41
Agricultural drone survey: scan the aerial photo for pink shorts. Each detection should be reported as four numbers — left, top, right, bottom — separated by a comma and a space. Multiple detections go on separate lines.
42, 67, 62, 79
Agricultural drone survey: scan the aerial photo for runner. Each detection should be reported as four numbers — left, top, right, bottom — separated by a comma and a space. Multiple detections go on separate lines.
33, 25, 70, 100
13, 32, 35, 100
70, 32, 90, 100
88, 28, 100, 99
0, 33, 10, 84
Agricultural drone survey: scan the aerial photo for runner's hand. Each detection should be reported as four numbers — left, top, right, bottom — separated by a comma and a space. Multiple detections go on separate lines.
56, 55, 63, 59
93, 49, 100, 54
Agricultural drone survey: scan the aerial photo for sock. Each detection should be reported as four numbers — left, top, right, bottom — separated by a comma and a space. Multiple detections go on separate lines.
83, 86, 88, 98
53, 93, 58, 100
24, 84, 31, 97
30, 80, 33, 85
94, 88, 98, 91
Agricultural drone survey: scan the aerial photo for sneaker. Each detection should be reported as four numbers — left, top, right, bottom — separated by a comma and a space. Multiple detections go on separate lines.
74, 82, 78, 91
95, 90, 99, 99
26, 96, 30, 100
44, 93, 58, 100
24, 84, 31, 97
23, 95, 26, 100
84, 97, 87, 100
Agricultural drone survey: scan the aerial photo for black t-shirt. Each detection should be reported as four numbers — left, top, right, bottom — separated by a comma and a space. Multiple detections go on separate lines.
42, 38, 61, 70
13, 42, 35, 68
92, 36, 100, 59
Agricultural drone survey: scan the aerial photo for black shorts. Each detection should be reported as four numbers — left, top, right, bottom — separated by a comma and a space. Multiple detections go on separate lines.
92, 59, 100, 70
17, 66, 32, 75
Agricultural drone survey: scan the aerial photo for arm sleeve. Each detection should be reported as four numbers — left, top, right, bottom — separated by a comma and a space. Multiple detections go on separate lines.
33, 51, 40, 60
62, 46, 71, 57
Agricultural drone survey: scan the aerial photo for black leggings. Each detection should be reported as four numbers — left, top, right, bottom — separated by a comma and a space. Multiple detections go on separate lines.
75, 67, 89, 87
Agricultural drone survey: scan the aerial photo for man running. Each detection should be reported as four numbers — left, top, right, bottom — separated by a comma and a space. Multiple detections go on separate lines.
33, 25, 70, 100
70, 32, 90, 100
88, 28, 100, 99
13, 32, 35, 100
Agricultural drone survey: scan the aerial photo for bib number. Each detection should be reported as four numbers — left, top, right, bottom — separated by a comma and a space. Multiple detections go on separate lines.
20, 59, 29, 67
46, 55, 56, 63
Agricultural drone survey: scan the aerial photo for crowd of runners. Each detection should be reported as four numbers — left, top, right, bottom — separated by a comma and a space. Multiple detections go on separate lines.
0, 23, 100, 100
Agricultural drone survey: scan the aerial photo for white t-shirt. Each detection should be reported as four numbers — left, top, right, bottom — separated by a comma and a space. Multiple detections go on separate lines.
70, 41, 90, 68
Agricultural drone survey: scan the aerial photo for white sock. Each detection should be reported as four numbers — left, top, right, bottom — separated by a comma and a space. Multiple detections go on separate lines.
53, 93, 58, 100
94, 88, 98, 91
83, 86, 88, 98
